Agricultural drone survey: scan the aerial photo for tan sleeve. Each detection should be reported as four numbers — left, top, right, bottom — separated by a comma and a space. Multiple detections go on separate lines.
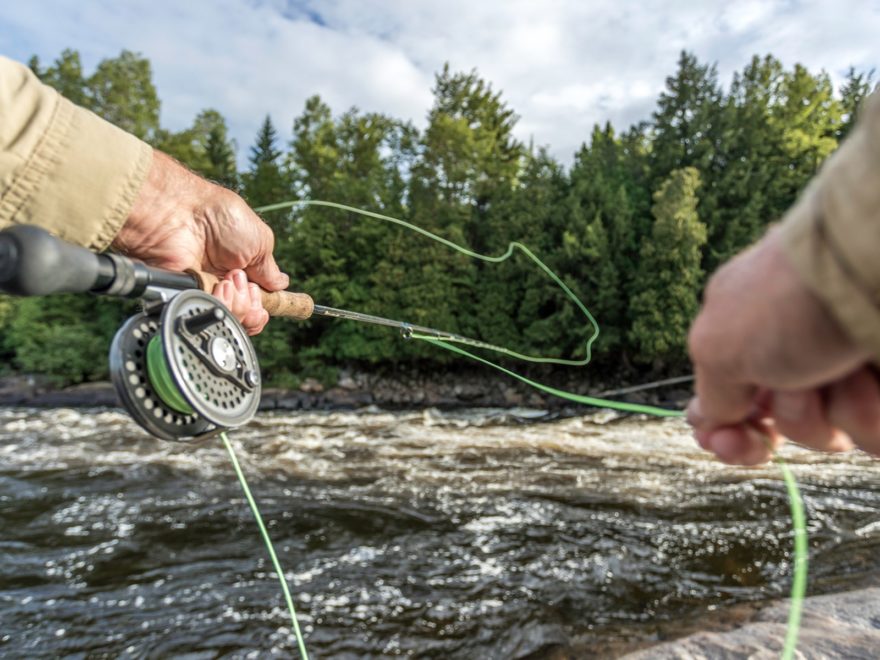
0, 55, 152, 250
779, 90, 880, 359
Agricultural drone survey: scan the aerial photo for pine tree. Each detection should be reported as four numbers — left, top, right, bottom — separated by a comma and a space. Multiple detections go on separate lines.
564, 124, 638, 355
629, 167, 707, 366
405, 65, 524, 351
709, 55, 788, 266
838, 67, 875, 140
204, 124, 239, 190
650, 51, 722, 182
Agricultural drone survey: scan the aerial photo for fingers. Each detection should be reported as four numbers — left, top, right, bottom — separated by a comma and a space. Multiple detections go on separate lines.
772, 389, 853, 452
211, 270, 270, 336
706, 423, 780, 466
245, 250, 290, 293
687, 296, 757, 432
692, 365, 757, 428
826, 367, 880, 455
688, 399, 781, 466
244, 220, 289, 292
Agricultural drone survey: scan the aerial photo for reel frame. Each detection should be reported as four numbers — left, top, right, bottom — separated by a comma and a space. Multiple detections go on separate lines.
110, 289, 261, 441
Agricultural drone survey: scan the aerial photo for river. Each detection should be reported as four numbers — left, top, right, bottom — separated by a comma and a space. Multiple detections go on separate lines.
1, 407, 878, 658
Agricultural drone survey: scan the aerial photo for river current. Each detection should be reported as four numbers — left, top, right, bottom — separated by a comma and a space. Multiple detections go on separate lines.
1, 406, 878, 658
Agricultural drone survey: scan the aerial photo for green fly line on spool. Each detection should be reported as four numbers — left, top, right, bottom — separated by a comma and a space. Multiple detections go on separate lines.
257, 198, 808, 659
145, 336, 194, 415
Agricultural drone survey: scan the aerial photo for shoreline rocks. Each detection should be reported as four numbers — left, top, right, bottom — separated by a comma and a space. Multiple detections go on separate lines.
622, 584, 880, 659
0, 368, 692, 412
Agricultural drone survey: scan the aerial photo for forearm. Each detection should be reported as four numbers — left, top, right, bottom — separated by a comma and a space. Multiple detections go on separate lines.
779, 91, 880, 359
0, 56, 151, 250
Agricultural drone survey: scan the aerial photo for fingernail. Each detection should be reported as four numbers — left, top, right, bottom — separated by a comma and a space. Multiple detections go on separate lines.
775, 391, 807, 422
233, 271, 247, 291
216, 281, 231, 304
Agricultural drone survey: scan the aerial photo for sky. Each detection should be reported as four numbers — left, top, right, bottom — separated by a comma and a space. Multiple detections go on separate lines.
2, 1, 878, 167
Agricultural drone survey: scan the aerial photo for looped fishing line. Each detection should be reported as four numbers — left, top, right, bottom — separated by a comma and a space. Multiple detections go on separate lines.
252, 198, 807, 659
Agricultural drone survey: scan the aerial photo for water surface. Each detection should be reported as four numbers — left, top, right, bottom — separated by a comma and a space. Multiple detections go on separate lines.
1, 407, 878, 657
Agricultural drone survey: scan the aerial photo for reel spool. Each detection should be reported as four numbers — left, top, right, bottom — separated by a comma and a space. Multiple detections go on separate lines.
110, 289, 261, 441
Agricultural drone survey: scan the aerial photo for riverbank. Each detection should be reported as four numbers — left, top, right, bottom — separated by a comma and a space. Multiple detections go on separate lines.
0, 367, 692, 412
622, 583, 880, 658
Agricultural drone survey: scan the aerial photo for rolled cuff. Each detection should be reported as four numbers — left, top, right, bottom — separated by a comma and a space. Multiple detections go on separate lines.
779, 187, 880, 359
778, 91, 880, 359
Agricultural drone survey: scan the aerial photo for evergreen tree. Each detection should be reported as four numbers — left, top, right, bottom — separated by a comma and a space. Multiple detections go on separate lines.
154, 109, 238, 188
629, 167, 707, 366
479, 150, 570, 357
287, 96, 417, 373
771, 64, 841, 187
709, 55, 789, 266
243, 115, 287, 207
204, 124, 239, 189
838, 67, 875, 140
405, 65, 524, 351
650, 51, 722, 182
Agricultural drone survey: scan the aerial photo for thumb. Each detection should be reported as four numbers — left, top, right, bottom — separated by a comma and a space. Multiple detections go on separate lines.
690, 364, 757, 430
245, 253, 290, 292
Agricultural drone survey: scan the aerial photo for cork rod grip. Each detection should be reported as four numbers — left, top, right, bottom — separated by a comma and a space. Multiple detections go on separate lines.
189, 270, 315, 321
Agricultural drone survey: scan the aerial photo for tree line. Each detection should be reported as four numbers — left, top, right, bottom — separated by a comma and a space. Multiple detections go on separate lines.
0, 49, 873, 386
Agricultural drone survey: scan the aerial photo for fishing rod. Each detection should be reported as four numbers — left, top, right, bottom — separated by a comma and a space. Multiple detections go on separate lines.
0, 224, 505, 440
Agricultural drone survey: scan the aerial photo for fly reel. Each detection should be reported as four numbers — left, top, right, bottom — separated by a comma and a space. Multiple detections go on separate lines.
110, 289, 261, 441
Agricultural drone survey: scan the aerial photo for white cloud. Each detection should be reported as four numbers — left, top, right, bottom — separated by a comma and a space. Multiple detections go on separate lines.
0, 0, 877, 167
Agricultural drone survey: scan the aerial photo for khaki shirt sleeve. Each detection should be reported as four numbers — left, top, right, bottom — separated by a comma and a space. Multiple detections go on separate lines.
779, 90, 880, 359
0, 56, 152, 250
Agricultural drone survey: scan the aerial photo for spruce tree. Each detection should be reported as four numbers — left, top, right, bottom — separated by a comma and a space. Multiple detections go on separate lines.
838, 67, 875, 141
629, 167, 707, 367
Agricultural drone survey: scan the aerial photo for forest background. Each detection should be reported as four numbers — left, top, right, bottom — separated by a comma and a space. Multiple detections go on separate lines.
0, 49, 874, 388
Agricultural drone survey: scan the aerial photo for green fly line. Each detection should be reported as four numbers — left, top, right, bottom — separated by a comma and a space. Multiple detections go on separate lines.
221, 431, 310, 660
251, 198, 807, 659
144, 336, 310, 656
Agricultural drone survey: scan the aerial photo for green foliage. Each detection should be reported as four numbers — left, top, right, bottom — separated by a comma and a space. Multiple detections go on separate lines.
6, 296, 124, 385
838, 67, 875, 140
629, 168, 707, 366
87, 50, 160, 141
16, 48, 862, 385
0, 295, 16, 373
154, 109, 238, 189
31, 49, 89, 106
243, 115, 289, 210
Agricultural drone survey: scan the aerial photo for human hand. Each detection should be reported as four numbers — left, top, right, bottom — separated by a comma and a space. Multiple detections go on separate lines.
112, 150, 289, 335
687, 226, 877, 464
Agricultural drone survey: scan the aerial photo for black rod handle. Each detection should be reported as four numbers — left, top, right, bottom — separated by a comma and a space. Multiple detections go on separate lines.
0, 225, 200, 298
0, 225, 110, 296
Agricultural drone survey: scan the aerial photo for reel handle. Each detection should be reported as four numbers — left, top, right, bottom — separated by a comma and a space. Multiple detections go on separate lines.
188, 270, 315, 321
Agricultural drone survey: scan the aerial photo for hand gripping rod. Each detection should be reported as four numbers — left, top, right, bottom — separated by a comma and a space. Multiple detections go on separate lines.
0, 224, 476, 341
0, 225, 312, 320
